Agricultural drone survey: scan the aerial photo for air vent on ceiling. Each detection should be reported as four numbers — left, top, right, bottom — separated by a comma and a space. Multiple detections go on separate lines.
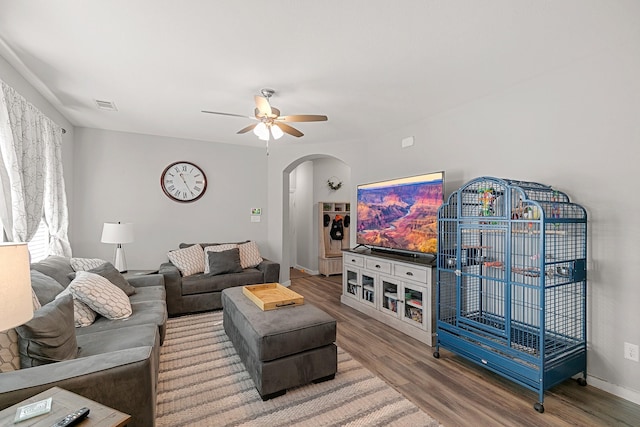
95, 99, 118, 111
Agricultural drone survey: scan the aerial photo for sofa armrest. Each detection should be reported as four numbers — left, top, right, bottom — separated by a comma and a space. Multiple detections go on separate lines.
257, 259, 280, 283
0, 347, 157, 426
127, 273, 164, 288
159, 262, 184, 316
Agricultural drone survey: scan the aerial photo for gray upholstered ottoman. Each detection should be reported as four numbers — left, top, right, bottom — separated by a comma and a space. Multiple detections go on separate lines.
221, 286, 337, 400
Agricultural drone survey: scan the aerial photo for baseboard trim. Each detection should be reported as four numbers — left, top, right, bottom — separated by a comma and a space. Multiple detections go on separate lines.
293, 265, 319, 276
587, 375, 640, 405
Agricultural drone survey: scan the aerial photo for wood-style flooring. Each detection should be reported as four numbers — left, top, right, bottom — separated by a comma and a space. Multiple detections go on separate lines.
288, 269, 640, 427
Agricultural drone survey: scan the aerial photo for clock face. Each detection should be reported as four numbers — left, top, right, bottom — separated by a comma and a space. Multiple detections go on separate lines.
161, 161, 207, 203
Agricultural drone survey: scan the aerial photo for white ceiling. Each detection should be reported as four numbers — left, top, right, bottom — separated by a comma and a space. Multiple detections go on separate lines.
0, 1, 638, 146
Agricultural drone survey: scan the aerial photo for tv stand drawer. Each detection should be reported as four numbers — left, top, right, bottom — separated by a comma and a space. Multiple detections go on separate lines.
394, 263, 428, 283
344, 254, 364, 267
365, 258, 392, 274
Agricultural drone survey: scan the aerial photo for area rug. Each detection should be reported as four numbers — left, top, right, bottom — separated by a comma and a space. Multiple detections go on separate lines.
156, 311, 440, 427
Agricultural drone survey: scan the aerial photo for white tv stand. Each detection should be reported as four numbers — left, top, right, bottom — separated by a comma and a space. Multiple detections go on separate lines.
341, 249, 436, 346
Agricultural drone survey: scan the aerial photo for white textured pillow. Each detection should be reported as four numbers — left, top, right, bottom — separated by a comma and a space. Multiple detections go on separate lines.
0, 289, 42, 372
56, 288, 97, 327
167, 244, 204, 276
203, 244, 238, 274
238, 241, 263, 269
69, 271, 132, 320
0, 329, 20, 373
70, 257, 107, 271
31, 288, 42, 311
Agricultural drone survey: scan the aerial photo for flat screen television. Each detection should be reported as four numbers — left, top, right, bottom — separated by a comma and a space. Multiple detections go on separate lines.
356, 171, 444, 255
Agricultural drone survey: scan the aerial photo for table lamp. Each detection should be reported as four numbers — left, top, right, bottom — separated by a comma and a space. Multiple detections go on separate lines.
101, 222, 134, 273
0, 243, 34, 331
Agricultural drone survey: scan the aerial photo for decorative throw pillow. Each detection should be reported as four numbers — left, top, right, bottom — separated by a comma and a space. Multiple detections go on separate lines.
0, 289, 42, 372
70, 257, 107, 271
30, 269, 65, 306
15, 294, 78, 368
30, 255, 75, 287
55, 289, 97, 328
207, 248, 244, 276
68, 262, 136, 296
31, 288, 42, 311
167, 244, 204, 276
238, 241, 263, 269
0, 329, 20, 373
69, 272, 132, 320
203, 244, 237, 274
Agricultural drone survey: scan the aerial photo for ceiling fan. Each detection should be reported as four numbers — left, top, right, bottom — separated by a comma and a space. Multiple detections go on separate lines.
202, 88, 328, 141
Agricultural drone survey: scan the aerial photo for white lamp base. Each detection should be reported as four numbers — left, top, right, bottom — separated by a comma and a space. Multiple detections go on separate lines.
113, 245, 128, 273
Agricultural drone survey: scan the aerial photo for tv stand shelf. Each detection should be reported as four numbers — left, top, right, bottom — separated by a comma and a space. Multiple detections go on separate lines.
341, 249, 435, 346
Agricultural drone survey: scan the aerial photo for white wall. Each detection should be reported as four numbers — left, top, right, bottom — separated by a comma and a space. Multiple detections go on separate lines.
267, 39, 640, 402
72, 128, 270, 270
291, 161, 314, 272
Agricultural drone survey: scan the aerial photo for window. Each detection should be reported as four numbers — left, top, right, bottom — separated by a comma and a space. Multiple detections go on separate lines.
27, 219, 50, 262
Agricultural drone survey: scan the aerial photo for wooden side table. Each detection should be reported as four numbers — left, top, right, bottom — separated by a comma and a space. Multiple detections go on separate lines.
0, 387, 130, 426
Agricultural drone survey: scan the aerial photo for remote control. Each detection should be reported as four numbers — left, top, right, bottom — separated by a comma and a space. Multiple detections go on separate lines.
50, 407, 90, 427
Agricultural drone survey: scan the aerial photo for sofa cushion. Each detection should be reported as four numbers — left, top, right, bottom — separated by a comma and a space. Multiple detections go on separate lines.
76, 324, 159, 358
238, 241, 263, 269
167, 244, 204, 276
203, 244, 237, 274
207, 248, 244, 276
69, 272, 132, 320
181, 268, 264, 296
55, 288, 98, 328
69, 262, 136, 296
15, 294, 78, 368
30, 269, 65, 305
129, 285, 166, 304
70, 257, 107, 271
30, 255, 75, 287
75, 300, 167, 345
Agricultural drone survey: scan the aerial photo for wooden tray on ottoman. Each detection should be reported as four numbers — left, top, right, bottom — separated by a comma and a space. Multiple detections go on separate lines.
243, 283, 304, 310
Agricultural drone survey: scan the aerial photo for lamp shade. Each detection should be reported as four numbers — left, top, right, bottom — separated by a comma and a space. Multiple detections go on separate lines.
271, 124, 284, 140
0, 243, 33, 331
101, 222, 134, 244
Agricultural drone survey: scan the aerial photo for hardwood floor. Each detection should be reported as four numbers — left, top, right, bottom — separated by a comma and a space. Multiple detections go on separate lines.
289, 269, 640, 427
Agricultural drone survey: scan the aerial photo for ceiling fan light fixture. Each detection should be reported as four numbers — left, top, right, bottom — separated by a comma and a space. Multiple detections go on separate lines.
253, 122, 269, 139
271, 123, 284, 140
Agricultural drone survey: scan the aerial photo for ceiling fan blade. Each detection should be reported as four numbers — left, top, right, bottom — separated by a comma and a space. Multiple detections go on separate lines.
237, 123, 258, 134
202, 110, 256, 120
277, 122, 304, 137
278, 114, 328, 122
254, 96, 272, 117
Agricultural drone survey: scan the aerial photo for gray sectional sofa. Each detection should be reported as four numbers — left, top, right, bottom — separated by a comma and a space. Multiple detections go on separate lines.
0, 256, 167, 427
159, 242, 280, 316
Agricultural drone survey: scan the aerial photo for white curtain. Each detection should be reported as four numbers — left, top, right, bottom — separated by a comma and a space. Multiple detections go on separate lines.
0, 80, 71, 256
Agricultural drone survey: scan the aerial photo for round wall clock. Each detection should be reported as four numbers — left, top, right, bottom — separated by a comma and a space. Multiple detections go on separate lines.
161, 161, 207, 203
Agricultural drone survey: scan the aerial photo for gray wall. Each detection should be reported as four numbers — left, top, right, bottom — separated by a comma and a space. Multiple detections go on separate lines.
2, 24, 639, 404
266, 37, 640, 402
71, 127, 270, 268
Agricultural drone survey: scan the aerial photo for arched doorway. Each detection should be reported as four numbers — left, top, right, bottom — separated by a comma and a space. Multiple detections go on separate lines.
281, 154, 351, 283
